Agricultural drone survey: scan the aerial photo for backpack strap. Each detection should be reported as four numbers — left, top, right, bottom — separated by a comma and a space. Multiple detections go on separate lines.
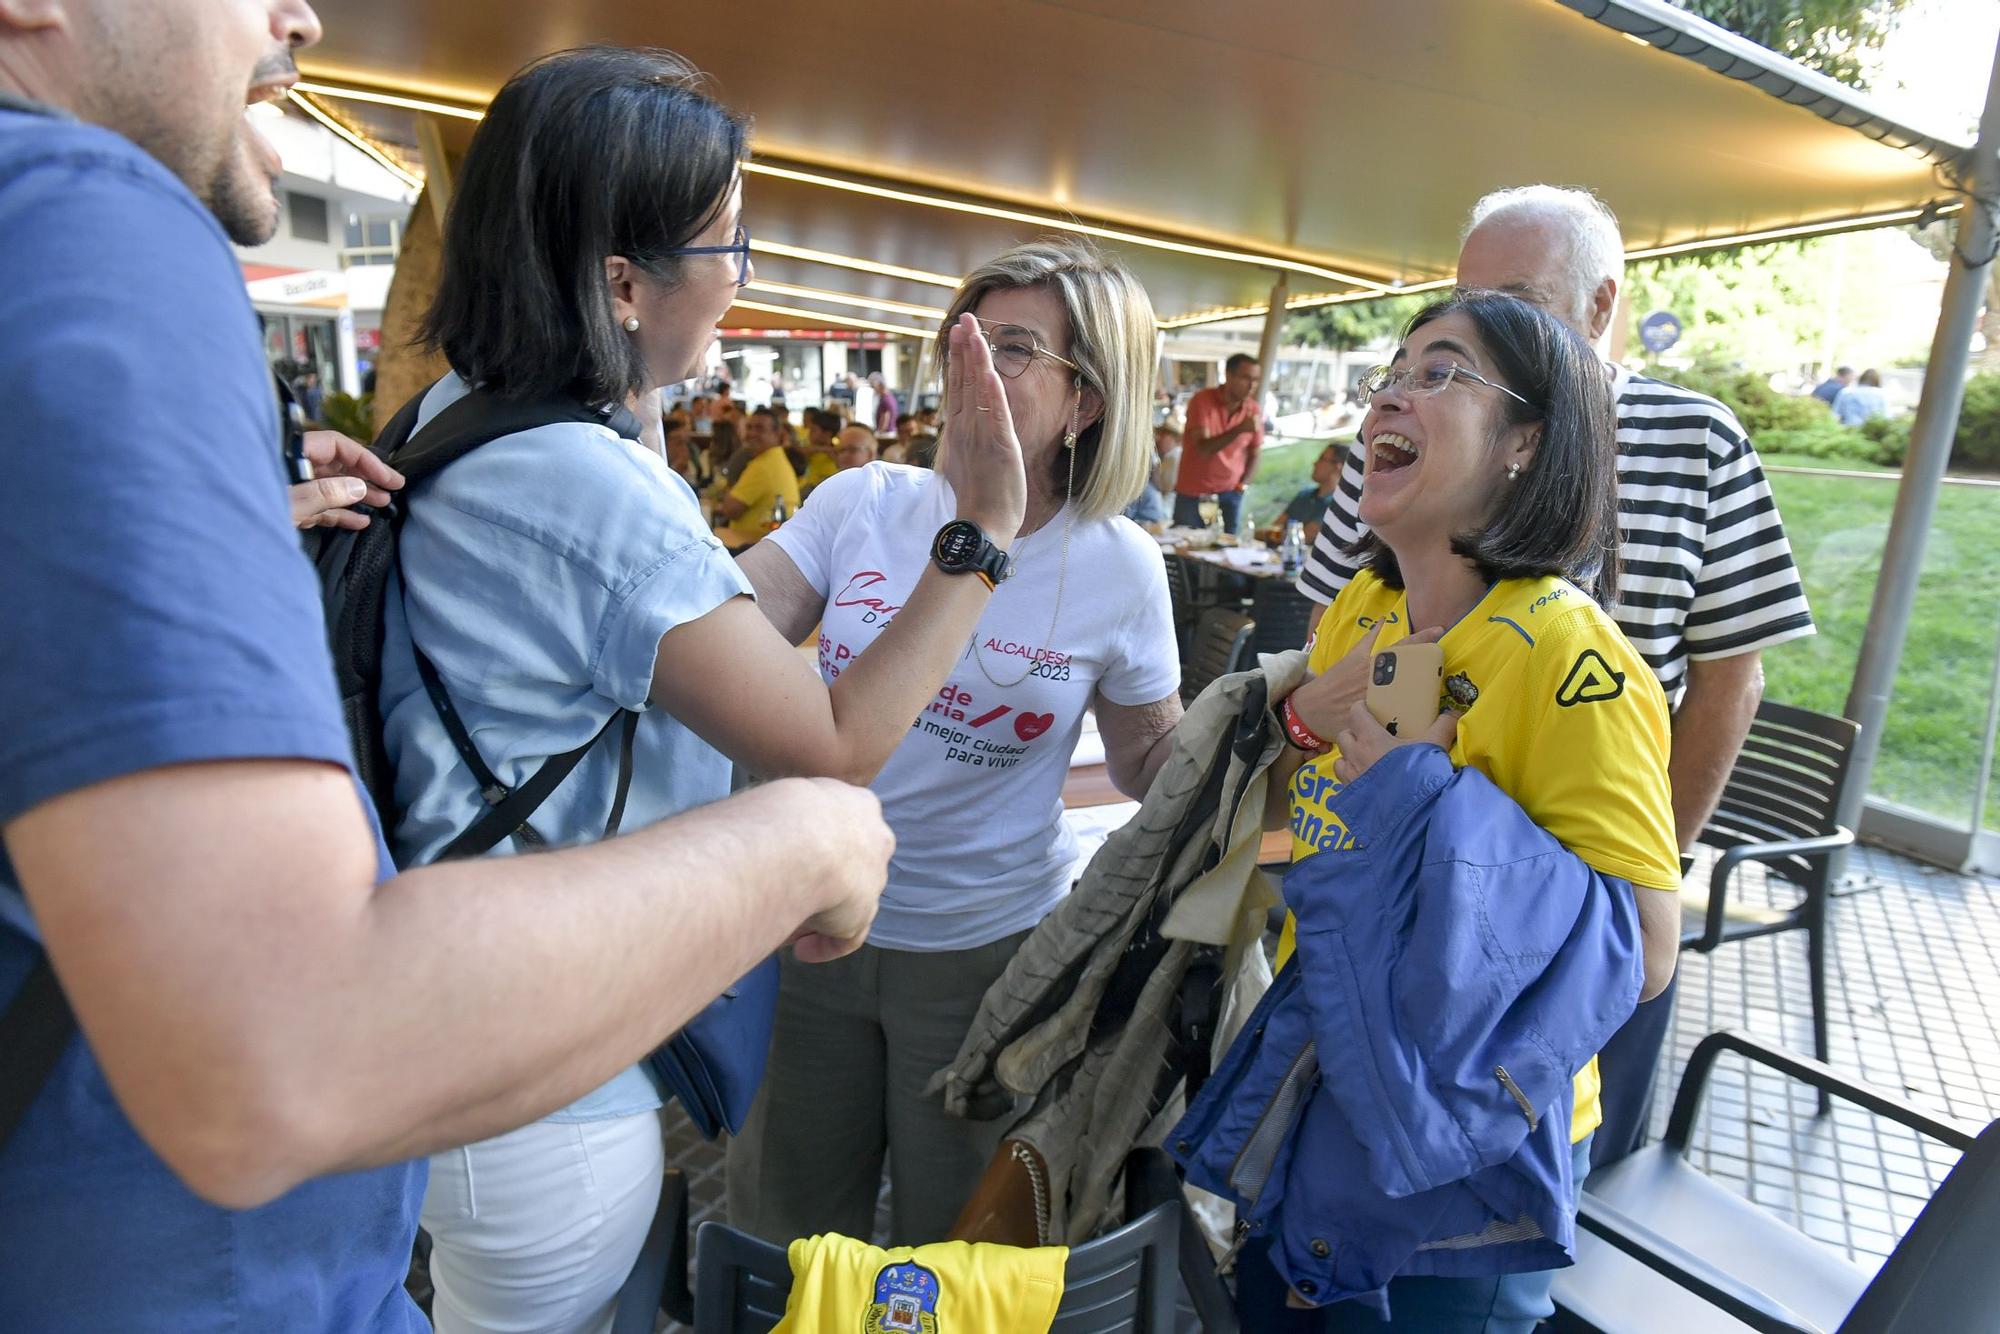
0, 954, 76, 1154
393, 386, 647, 863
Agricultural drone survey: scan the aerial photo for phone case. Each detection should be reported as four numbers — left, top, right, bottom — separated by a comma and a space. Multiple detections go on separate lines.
1365, 642, 1445, 737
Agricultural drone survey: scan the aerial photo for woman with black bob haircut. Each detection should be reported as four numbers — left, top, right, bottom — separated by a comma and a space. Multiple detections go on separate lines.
1343, 290, 1622, 604
383, 47, 1027, 1334
1236, 290, 1683, 1331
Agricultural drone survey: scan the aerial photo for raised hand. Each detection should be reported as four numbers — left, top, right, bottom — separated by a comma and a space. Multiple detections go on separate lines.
936, 312, 1028, 548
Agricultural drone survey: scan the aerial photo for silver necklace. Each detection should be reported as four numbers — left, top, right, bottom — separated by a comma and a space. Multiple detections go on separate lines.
971, 440, 1076, 689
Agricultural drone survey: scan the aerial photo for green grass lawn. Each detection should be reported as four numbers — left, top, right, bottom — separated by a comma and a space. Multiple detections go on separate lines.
1249, 441, 2000, 832
1759, 457, 2000, 832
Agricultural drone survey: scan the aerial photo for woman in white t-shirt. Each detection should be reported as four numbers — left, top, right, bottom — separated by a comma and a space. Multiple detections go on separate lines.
729, 240, 1184, 1244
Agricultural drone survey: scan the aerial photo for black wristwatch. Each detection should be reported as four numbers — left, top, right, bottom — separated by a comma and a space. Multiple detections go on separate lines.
932, 519, 1011, 589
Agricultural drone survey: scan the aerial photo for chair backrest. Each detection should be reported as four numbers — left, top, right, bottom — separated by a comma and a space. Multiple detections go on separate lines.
692, 1221, 790, 1333
1049, 1195, 1179, 1333
691, 1199, 1181, 1333
1839, 1118, 2000, 1333
1249, 579, 1317, 656
1182, 609, 1255, 704
1699, 700, 1860, 890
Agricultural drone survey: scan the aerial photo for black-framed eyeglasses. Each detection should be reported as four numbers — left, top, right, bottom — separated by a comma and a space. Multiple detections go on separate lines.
667, 222, 752, 287
1357, 357, 1533, 410
947, 316, 1081, 379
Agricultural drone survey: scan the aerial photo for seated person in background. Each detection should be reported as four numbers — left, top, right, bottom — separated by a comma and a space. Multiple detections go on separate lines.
706, 416, 747, 487
664, 417, 702, 487
833, 424, 877, 471
1267, 442, 1340, 543
799, 408, 843, 490
1831, 367, 1888, 427
1812, 365, 1853, 405
717, 405, 803, 544
904, 430, 940, 469
1241, 290, 1680, 1332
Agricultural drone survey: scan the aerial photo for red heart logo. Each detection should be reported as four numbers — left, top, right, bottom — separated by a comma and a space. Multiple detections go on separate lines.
1014, 712, 1056, 742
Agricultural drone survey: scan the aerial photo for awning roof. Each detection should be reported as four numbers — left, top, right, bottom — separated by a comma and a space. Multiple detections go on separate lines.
298, 0, 1972, 336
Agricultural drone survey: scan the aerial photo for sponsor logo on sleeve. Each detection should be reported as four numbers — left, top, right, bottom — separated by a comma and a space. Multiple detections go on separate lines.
1556, 648, 1626, 707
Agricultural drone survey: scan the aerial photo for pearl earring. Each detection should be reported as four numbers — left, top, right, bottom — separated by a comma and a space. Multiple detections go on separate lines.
1506, 461, 1522, 479
623, 315, 641, 332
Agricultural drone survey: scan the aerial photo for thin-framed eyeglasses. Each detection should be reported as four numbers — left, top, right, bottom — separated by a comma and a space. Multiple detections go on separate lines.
666, 222, 752, 287
1357, 358, 1533, 410
949, 315, 1081, 379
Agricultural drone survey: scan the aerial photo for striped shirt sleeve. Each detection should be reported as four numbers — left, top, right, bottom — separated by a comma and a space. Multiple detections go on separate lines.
1682, 406, 1816, 660
1295, 436, 1368, 606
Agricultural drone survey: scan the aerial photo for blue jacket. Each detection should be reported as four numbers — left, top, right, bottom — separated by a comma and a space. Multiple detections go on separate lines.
1170, 744, 1645, 1312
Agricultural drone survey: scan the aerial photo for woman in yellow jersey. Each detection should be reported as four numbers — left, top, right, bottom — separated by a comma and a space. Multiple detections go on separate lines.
1241, 290, 1682, 1332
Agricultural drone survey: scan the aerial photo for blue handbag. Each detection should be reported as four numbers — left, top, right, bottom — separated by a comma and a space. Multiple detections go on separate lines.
646, 954, 780, 1139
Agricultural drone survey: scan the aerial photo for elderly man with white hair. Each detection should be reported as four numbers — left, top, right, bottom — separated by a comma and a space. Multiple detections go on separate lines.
1298, 184, 1815, 1169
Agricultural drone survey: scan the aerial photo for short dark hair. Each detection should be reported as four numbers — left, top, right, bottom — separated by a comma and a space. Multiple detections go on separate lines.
421, 47, 748, 408
1224, 353, 1260, 375
806, 408, 842, 434
1349, 290, 1620, 602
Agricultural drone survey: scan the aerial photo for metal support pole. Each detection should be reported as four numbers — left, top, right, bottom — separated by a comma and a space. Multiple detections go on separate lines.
1255, 273, 1290, 417
1839, 31, 2000, 836
414, 114, 454, 232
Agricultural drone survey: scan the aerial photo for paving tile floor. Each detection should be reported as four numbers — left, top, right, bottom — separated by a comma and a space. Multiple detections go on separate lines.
654, 841, 2000, 1328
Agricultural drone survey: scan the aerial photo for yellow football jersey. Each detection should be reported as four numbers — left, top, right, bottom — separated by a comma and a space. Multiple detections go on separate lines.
1278, 569, 1680, 1142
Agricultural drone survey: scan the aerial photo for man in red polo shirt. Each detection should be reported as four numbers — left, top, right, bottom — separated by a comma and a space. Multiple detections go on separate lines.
1172, 352, 1263, 534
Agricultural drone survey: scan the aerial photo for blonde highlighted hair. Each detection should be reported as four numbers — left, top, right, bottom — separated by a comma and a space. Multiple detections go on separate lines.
933, 239, 1157, 522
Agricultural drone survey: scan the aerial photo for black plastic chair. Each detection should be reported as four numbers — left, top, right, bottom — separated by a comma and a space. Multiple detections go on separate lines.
1550, 1030, 1993, 1334
1249, 579, 1316, 656
1181, 609, 1255, 705
1683, 702, 1860, 1108
1163, 554, 1200, 656
686, 1149, 1194, 1333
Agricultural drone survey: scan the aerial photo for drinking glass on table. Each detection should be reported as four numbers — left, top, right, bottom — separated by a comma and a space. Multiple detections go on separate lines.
1197, 493, 1222, 534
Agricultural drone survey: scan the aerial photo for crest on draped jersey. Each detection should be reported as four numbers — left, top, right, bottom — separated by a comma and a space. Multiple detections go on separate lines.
864, 1260, 941, 1333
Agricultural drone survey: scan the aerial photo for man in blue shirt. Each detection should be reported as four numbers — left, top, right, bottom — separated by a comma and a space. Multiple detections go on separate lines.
0, 4, 894, 1329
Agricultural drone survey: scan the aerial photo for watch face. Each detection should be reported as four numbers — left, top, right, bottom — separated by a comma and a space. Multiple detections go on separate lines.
936, 522, 981, 566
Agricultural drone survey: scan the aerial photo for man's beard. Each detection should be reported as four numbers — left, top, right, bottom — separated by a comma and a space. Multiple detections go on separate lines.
204, 142, 282, 247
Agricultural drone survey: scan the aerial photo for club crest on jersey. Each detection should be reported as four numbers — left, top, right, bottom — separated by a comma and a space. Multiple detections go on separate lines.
1556, 649, 1625, 707
865, 1261, 941, 1333
1443, 672, 1480, 711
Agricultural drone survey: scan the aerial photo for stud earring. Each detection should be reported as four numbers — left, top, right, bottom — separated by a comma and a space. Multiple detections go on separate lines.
623, 315, 641, 332
1506, 461, 1522, 479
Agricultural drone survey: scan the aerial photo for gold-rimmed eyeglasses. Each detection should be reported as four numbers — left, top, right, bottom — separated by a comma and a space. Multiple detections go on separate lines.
1357, 358, 1533, 410
949, 316, 1081, 379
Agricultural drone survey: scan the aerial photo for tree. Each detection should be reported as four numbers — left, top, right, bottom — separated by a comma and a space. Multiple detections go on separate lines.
1672, 0, 1913, 88
1287, 295, 1428, 353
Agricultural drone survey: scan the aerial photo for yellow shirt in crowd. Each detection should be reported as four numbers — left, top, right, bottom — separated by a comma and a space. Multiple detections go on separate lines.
775, 1235, 1067, 1334
1277, 568, 1681, 1143
800, 449, 839, 492
725, 445, 803, 545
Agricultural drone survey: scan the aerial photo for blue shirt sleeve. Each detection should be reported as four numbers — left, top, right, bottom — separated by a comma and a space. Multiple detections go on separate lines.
401, 422, 752, 714
0, 128, 356, 827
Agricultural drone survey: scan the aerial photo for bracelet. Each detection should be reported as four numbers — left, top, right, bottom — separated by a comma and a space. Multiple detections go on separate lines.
1280, 697, 1329, 753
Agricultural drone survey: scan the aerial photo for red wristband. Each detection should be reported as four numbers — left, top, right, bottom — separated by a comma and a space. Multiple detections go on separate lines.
1280, 697, 1328, 753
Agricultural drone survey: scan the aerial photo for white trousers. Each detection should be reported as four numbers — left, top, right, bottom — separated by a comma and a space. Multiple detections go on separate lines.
421, 1109, 665, 1334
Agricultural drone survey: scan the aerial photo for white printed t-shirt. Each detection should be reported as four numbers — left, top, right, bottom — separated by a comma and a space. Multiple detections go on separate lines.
768, 462, 1179, 951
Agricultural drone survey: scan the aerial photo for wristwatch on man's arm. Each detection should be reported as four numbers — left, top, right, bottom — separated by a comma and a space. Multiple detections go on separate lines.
931, 520, 1011, 590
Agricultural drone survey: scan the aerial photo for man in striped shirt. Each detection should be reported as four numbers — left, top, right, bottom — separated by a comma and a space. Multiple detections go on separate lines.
1296, 185, 1815, 1166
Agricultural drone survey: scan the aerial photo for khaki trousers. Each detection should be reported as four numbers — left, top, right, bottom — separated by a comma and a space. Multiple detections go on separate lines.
726, 930, 1029, 1245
